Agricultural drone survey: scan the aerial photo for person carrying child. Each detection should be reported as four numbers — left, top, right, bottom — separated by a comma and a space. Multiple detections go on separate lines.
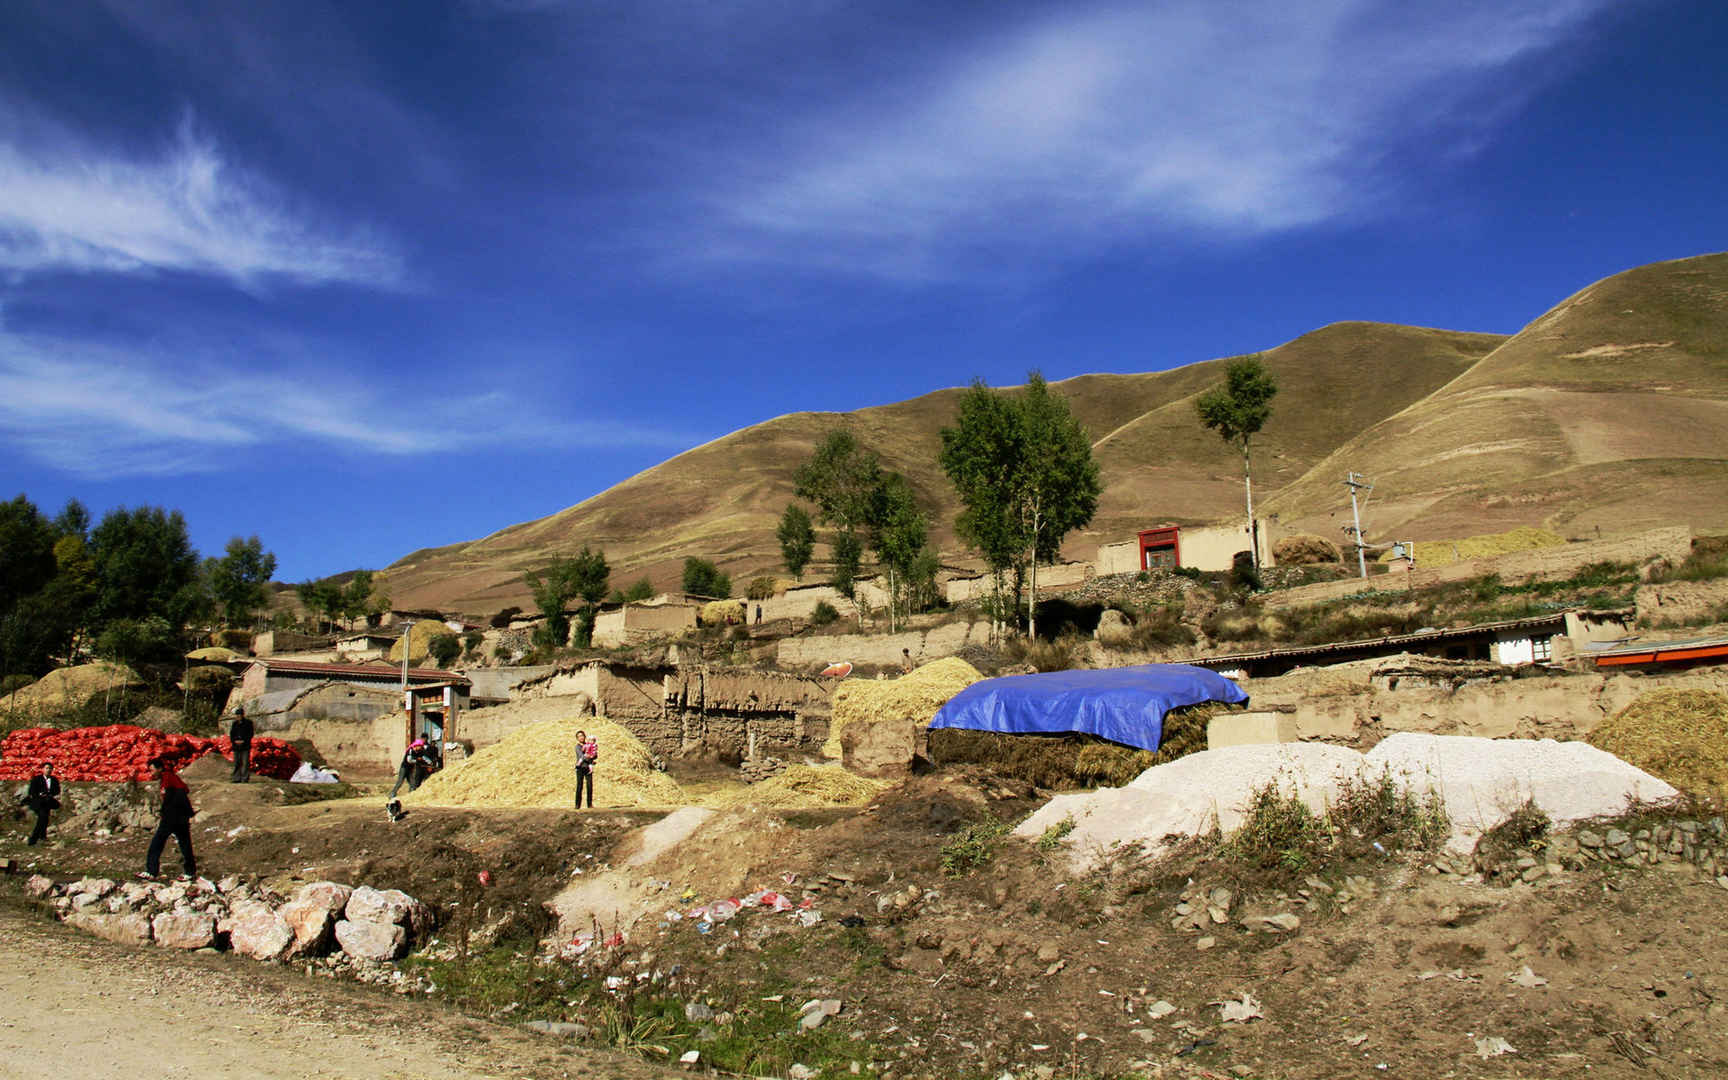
574, 729, 598, 809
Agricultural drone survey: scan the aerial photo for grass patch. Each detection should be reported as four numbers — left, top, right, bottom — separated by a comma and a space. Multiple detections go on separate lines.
1647, 534, 1728, 583
1473, 799, 1551, 876
1214, 771, 1449, 881
940, 813, 1014, 876
1001, 633, 1085, 672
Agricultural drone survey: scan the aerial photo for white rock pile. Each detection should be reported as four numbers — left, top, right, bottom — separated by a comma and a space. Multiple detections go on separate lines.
24, 874, 433, 964
1017, 733, 1680, 866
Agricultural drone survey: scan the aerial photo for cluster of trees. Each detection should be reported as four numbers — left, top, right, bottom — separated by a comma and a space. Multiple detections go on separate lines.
294, 569, 389, 634
940, 372, 1100, 637
0, 495, 283, 677
524, 546, 610, 650
778, 431, 939, 631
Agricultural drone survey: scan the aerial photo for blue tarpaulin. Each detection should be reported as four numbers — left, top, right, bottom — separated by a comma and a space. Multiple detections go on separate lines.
928, 663, 1249, 752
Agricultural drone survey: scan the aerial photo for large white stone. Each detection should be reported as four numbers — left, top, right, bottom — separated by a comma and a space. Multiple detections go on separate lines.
153, 911, 217, 950
229, 909, 295, 961
335, 918, 406, 962
67, 912, 153, 947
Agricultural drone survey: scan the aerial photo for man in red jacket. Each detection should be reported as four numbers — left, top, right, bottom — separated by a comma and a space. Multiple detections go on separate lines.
141, 756, 197, 881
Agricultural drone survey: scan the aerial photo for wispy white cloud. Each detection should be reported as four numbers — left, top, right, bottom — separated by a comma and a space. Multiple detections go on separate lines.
0, 330, 692, 478
695, 0, 1621, 280
0, 109, 404, 289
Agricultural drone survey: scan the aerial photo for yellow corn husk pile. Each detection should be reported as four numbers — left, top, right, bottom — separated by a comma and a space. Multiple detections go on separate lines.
389, 622, 450, 664
406, 714, 682, 809
1589, 689, 1728, 800
823, 656, 983, 757
1382, 526, 1565, 568
705, 764, 889, 810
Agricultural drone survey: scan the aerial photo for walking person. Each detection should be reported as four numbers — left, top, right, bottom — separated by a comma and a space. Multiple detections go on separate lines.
573, 729, 597, 809
228, 705, 254, 783
142, 756, 196, 881
25, 760, 61, 846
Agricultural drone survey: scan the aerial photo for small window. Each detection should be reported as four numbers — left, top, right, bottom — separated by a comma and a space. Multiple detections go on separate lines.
1532, 637, 1552, 662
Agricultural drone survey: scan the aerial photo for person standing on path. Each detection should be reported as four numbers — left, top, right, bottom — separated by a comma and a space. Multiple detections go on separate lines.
142, 756, 197, 881
228, 705, 254, 783
390, 739, 429, 799
25, 760, 60, 845
573, 729, 597, 809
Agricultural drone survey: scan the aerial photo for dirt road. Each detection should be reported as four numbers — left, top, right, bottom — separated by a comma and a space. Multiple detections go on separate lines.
0, 908, 675, 1080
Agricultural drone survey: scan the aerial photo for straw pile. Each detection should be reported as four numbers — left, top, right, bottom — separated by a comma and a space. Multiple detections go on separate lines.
406, 714, 682, 809
706, 764, 889, 809
389, 622, 448, 664
824, 657, 983, 757
1385, 526, 1565, 568
1589, 689, 1728, 800
928, 701, 1234, 789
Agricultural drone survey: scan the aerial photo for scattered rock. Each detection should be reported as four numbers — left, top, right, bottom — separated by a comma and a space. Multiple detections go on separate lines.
1262, 913, 1301, 933
24, 874, 55, 898
230, 909, 295, 961
67, 911, 153, 947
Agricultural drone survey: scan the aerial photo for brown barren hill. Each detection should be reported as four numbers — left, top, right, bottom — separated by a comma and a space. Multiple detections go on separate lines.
384, 326, 1499, 614
1264, 252, 1728, 543
386, 253, 1724, 615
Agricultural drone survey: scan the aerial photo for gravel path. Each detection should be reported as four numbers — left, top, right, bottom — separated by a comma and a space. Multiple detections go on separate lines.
0, 907, 675, 1080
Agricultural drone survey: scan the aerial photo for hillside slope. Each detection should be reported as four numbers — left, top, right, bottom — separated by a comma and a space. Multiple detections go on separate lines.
385, 323, 1502, 614
1263, 252, 1728, 545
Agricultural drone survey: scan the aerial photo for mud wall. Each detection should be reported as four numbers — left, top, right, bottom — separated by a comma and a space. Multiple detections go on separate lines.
277, 711, 402, 773
775, 619, 993, 671
1249, 665, 1728, 747
1263, 526, 1691, 611
1636, 579, 1728, 627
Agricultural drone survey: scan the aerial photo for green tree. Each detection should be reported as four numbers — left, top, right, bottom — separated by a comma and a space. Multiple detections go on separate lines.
940, 372, 1100, 637
526, 547, 610, 649
872, 474, 929, 631
0, 495, 58, 619
337, 569, 390, 627
776, 504, 816, 580
208, 535, 277, 628
793, 431, 885, 537
620, 577, 655, 603
1195, 354, 1278, 570
682, 558, 731, 600
828, 530, 862, 602
295, 579, 344, 634
88, 505, 201, 634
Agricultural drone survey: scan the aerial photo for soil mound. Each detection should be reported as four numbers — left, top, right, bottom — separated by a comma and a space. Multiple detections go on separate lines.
825, 657, 982, 757
1589, 688, 1728, 800
407, 714, 681, 809
1, 661, 144, 713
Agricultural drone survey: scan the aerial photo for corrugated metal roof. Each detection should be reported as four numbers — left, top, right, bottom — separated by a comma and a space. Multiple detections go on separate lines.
1593, 635, 1728, 666
250, 658, 470, 686
1186, 613, 1569, 669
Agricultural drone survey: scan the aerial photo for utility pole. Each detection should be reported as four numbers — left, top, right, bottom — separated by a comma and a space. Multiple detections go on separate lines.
1345, 473, 1373, 578
400, 618, 415, 742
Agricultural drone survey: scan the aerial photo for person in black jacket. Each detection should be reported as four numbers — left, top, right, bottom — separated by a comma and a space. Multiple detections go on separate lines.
25, 760, 61, 846
228, 705, 254, 783
142, 756, 197, 881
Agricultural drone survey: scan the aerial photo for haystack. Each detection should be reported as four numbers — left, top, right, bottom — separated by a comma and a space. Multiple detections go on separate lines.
706, 764, 889, 810
824, 657, 982, 758
0, 661, 144, 713
389, 622, 448, 664
406, 714, 682, 809
1589, 689, 1728, 800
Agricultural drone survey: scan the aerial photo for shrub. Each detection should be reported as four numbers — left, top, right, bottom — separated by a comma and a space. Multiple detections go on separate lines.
1126, 604, 1196, 649
490, 606, 523, 629
809, 601, 840, 627
1222, 782, 1328, 872
746, 576, 777, 601
462, 629, 484, 655
428, 632, 462, 667
1001, 634, 1083, 672
940, 814, 1013, 876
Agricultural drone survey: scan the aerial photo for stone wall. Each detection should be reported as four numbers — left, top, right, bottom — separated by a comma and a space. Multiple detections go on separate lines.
944, 562, 1092, 603
654, 667, 834, 759
1262, 526, 1692, 611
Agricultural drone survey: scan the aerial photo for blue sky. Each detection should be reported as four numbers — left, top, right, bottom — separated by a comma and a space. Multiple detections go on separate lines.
1, 0, 1722, 583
